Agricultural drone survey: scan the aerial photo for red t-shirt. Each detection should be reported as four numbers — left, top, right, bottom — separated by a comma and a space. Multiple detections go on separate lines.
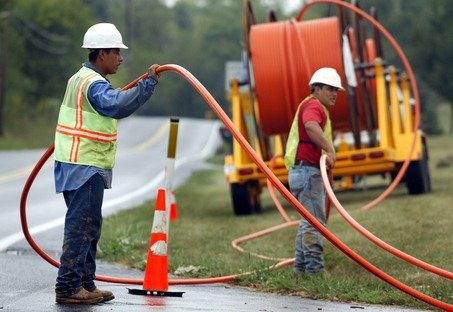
295, 98, 327, 165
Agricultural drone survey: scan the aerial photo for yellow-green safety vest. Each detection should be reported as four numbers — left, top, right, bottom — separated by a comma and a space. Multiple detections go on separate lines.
54, 66, 118, 169
284, 95, 334, 170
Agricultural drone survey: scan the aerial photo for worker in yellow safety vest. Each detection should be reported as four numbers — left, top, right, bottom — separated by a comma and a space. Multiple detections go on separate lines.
284, 67, 343, 276
54, 23, 160, 305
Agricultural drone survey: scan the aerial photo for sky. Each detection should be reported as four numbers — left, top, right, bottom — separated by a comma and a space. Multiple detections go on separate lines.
286, 0, 304, 13
261, 0, 304, 14
163, 0, 305, 15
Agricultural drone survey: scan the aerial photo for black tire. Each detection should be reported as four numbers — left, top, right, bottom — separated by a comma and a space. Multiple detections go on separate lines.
405, 143, 431, 194
230, 181, 261, 216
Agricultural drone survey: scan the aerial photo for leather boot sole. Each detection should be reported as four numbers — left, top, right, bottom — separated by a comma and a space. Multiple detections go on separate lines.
56, 296, 104, 305
56, 288, 104, 305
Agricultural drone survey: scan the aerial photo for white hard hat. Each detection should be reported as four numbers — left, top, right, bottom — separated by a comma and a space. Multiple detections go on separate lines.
309, 67, 344, 90
81, 23, 128, 49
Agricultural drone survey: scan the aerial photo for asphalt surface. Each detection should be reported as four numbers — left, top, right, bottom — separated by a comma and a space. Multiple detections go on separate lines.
0, 251, 428, 312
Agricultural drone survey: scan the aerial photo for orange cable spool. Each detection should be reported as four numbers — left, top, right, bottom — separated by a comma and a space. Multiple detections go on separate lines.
250, 16, 350, 137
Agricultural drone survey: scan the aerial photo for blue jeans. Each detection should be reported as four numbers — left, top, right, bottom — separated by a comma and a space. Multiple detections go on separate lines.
55, 173, 104, 298
288, 165, 327, 274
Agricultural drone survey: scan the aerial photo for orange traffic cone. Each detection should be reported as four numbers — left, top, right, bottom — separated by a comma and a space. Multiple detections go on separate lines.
143, 188, 168, 291
169, 190, 178, 221
127, 189, 184, 297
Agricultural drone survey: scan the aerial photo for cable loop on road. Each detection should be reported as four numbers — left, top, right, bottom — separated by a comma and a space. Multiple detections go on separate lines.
19, 1, 453, 308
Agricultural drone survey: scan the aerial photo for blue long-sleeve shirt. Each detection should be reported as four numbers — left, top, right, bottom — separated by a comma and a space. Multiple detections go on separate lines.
54, 63, 158, 193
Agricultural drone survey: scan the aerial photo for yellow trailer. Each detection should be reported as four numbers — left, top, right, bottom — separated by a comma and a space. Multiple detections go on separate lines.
223, 0, 430, 215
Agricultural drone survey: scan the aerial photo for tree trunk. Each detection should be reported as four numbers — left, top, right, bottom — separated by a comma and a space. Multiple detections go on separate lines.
0, 11, 10, 137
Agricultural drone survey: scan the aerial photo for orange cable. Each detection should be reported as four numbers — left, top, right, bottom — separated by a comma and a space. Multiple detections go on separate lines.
19, 2, 450, 308
266, 155, 292, 223
319, 154, 453, 280
20, 64, 452, 310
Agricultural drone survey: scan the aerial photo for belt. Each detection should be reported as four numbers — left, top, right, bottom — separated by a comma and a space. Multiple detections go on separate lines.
295, 160, 320, 169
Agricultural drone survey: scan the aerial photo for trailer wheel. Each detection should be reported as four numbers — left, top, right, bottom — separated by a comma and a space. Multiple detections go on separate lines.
405, 144, 431, 194
230, 181, 261, 216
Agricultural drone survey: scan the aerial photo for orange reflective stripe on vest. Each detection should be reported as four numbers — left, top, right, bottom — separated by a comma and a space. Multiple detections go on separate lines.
56, 124, 117, 161
67, 73, 98, 162
56, 124, 117, 143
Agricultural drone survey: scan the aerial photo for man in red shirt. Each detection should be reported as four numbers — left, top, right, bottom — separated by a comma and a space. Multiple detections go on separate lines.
286, 67, 343, 275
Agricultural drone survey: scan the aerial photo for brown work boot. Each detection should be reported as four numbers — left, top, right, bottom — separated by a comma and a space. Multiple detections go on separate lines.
56, 288, 104, 304
89, 288, 115, 302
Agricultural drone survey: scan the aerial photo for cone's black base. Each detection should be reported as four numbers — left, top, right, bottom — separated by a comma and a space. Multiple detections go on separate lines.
127, 288, 184, 297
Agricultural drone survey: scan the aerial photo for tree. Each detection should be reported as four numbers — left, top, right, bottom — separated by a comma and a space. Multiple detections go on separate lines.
5, 0, 442, 137
2, 0, 94, 134
412, 0, 453, 134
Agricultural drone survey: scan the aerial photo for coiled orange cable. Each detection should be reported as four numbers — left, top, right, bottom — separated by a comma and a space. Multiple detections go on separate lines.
20, 63, 453, 310
19, 1, 451, 309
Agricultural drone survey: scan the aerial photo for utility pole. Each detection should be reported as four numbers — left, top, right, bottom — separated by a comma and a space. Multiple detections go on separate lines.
0, 11, 10, 137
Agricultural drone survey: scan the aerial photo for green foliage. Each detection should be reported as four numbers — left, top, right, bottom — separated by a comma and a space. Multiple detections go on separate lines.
411, 0, 453, 133
1, 0, 450, 140
1, 0, 94, 140
2, 0, 295, 133
7, 0, 93, 99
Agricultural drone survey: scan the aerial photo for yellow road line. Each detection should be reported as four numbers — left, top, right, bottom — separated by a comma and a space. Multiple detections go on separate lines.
0, 165, 35, 183
0, 160, 52, 183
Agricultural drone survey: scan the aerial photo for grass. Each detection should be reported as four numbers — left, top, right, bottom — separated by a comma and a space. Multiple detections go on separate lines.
0, 113, 56, 150
97, 105, 453, 311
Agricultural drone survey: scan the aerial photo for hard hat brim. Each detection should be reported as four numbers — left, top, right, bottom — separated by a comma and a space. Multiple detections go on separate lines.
309, 82, 345, 91
82, 43, 128, 49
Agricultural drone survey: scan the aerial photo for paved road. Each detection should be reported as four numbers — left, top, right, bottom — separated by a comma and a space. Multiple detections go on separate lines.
0, 252, 426, 312
0, 116, 428, 311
